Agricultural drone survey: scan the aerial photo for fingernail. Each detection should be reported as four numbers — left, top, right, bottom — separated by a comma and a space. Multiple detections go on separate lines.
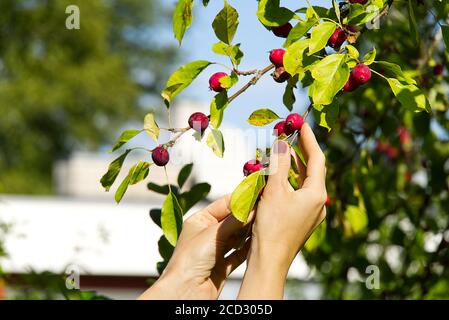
273, 140, 288, 154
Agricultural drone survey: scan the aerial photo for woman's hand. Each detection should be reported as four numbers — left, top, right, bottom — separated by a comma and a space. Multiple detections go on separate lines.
238, 123, 327, 299
139, 196, 251, 300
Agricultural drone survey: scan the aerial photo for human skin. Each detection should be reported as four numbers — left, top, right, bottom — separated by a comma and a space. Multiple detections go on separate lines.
238, 123, 327, 299
138, 196, 253, 300
139, 123, 326, 300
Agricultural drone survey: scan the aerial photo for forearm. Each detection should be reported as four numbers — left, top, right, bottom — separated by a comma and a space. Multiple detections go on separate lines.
237, 241, 292, 300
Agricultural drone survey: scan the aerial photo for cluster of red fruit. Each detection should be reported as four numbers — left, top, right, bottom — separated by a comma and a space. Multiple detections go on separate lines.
343, 63, 371, 92
152, 112, 210, 167
242, 113, 304, 177
269, 48, 290, 83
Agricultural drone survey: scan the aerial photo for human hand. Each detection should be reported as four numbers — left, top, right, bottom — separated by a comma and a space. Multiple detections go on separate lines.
139, 196, 251, 300
238, 123, 327, 299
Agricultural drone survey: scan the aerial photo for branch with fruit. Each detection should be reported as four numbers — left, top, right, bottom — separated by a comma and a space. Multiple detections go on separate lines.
99, 0, 442, 274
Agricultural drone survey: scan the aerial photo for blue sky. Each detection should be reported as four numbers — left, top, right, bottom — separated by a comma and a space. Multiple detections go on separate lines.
165, 0, 330, 129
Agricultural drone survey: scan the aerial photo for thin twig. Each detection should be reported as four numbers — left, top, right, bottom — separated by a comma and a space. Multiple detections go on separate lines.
228, 64, 275, 103
233, 68, 258, 76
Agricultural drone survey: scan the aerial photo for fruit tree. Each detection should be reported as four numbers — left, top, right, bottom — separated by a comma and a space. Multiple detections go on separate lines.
101, 0, 449, 299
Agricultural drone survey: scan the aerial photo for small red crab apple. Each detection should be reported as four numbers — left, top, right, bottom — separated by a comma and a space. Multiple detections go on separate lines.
272, 66, 291, 83
188, 112, 209, 132
271, 23, 292, 38
285, 113, 304, 135
349, 0, 368, 4
434, 64, 444, 76
209, 72, 227, 92
273, 120, 287, 136
269, 49, 285, 67
152, 145, 170, 166
243, 160, 264, 176
352, 63, 371, 85
328, 27, 347, 49
343, 73, 360, 92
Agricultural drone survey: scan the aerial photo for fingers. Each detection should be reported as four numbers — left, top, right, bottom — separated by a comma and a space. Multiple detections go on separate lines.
298, 123, 326, 190
266, 140, 291, 190
205, 195, 232, 222
291, 146, 307, 187
215, 210, 255, 242
223, 239, 251, 278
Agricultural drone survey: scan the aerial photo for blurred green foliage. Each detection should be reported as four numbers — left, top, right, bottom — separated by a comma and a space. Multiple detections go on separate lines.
0, 0, 176, 194
303, 1, 449, 299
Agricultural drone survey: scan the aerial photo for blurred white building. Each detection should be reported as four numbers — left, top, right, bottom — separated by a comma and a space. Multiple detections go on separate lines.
0, 101, 318, 299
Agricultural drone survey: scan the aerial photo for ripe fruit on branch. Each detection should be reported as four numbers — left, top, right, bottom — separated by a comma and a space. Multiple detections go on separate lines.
272, 66, 291, 83
152, 146, 170, 166
328, 27, 347, 49
325, 196, 331, 206
188, 112, 209, 132
243, 160, 264, 176
285, 113, 304, 134
352, 63, 371, 85
343, 73, 360, 92
271, 23, 292, 38
349, 0, 368, 4
273, 120, 287, 136
434, 64, 444, 76
209, 72, 228, 92
269, 49, 286, 67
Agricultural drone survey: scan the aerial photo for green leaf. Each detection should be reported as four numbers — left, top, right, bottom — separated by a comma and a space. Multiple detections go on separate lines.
149, 209, 161, 228
178, 163, 193, 189
441, 25, 449, 53
308, 22, 337, 56
344, 205, 368, 237
346, 3, 378, 26
100, 150, 131, 191
161, 192, 184, 246
147, 183, 179, 195
128, 161, 150, 185
161, 60, 212, 107
283, 78, 297, 111
206, 129, 225, 157
284, 38, 310, 76
362, 47, 376, 65
304, 220, 327, 252
333, 0, 341, 23
212, 0, 239, 45
143, 113, 160, 142
313, 103, 340, 131
230, 171, 266, 222
309, 54, 350, 106
283, 18, 317, 48
212, 42, 244, 66
210, 91, 228, 128
158, 235, 174, 261
115, 161, 150, 203
375, 61, 416, 85
247, 108, 280, 126
110, 130, 141, 152
219, 72, 238, 89
115, 175, 130, 203
346, 45, 359, 60
173, 0, 194, 45
386, 78, 431, 113
407, 0, 419, 44
179, 183, 211, 212
257, 0, 295, 27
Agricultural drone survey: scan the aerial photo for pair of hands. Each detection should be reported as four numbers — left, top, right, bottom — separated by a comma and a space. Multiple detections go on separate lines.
139, 123, 327, 300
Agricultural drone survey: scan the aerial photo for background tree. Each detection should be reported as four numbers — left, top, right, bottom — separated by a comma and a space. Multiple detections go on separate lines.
0, 0, 176, 194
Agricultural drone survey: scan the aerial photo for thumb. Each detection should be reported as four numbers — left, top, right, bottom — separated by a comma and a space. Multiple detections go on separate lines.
266, 140, 291, 190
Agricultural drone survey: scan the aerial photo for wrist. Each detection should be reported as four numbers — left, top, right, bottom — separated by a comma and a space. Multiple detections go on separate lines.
249, 238, 295, 275
139, 262, 196, 300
